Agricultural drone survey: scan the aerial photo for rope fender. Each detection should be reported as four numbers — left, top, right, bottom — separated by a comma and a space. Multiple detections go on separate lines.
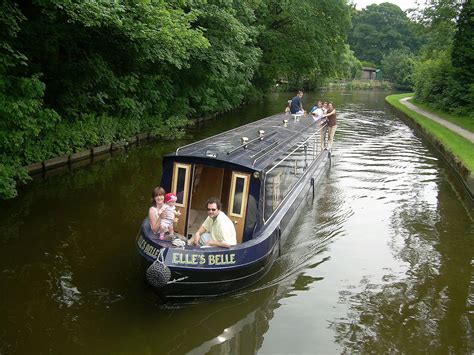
146, 249, 171, 288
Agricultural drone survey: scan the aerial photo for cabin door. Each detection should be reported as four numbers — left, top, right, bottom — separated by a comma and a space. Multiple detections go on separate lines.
171, 162, 192, 236
227, 172, 250, 244
186, 165, 224, 238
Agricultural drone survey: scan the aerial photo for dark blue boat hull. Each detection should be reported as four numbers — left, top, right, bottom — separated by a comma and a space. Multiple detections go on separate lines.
136, 149, 330, 297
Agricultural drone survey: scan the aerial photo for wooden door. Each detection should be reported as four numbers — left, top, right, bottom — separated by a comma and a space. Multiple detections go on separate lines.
227, 172, 250, 244
171, 162, 191, 236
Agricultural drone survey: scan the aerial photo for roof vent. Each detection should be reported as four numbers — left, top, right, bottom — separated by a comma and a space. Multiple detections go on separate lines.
241, 136, 249, 149
258, 130, 265, 140
206, 150, 218, 158
282, 119, 288, 127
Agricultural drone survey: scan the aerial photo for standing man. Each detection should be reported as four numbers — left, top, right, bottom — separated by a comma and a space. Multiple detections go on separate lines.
290, 90, 304, 114
189, 197, 237, 248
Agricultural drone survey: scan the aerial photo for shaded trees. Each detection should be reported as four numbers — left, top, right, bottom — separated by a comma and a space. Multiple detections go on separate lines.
0, 1, 60, 197
348, 3, 421, 65
254, 0, 351, 89
412, 0, 472, 116
382, 49, 415, 89
0, 0, 353, 198
176, 0, 261, 115
451, 0, 474, 111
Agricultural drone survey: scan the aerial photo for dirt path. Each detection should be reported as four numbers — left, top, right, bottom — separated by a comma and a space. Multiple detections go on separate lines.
399, 97, 474, 143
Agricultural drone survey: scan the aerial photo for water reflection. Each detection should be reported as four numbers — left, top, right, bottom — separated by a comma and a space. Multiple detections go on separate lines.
156, 256, 329, 355
327, 106, 473, 353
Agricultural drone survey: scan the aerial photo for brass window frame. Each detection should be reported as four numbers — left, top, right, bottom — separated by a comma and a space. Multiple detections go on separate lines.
228, 172, 250, 218
172, 163, 191, 208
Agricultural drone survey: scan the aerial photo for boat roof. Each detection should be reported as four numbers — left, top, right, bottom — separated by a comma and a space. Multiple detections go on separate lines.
172, 113, 319, 171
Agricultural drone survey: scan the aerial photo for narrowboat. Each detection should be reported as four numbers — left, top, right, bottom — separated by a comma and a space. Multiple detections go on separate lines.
136, 112, 331, 297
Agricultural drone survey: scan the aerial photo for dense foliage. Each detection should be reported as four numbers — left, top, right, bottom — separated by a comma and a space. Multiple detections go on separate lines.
348, 3, 422, 65
450, 0, 474, 111
412, 0, 473, 117
0, 0, 352, 199
254, 0, 351, 89
381, 49, 415, 89
348, 0, 473, 118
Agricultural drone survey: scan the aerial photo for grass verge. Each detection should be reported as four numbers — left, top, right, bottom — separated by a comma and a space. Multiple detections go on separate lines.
386, 93, 474, 173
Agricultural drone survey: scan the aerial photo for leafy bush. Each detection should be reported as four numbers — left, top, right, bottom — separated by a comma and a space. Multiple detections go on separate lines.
382, 50, 415, 89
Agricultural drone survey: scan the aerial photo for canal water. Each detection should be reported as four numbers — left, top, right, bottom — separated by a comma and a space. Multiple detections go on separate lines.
0, 91, 472, 354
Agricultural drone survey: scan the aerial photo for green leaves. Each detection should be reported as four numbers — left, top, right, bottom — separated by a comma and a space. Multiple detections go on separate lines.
348, 3, 421, 65
411, 0, 473, 117
255, 0, 351, 89
382, 49, 415, 90
0, 0, 357, 199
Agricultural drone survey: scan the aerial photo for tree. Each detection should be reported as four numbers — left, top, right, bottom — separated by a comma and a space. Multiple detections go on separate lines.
410, 0, 463, 54
451, 0, 474, 112
0, 0, 356, 199
412, 0, 473, 116
381, 49, 415, 89
331, 44, 362, 80
254, 0, 351, 89
348, 2, 422, 65
175, 0, 262, 115
0, 1, 60, 198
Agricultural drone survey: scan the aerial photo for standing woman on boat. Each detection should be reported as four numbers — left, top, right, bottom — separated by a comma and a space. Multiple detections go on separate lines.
149, 186, 166, 234
325, 102, 337, 150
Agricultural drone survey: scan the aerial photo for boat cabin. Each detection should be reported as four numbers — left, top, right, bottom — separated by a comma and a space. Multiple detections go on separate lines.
159, 113, 326, 244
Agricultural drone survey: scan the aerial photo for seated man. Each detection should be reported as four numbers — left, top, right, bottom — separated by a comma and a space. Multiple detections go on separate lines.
289, 90, 304, 115
188, 197, 237, 248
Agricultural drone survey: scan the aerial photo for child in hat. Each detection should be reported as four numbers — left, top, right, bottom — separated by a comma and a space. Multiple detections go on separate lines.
159, 192, 182, 240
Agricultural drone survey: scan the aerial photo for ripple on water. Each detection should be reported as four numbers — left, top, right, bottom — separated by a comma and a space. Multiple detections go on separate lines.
54, 272, 81, 308
329, 118, 441, 206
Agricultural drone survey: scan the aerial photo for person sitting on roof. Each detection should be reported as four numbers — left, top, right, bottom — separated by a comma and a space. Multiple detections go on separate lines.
289, 90, 305, 115
188, 197, 236, 248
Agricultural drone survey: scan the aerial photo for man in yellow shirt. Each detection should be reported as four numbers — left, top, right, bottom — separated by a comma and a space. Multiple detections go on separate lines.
189, 197, 237, 248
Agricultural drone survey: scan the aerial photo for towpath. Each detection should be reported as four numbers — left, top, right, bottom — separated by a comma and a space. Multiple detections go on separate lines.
399, 97, 474, 143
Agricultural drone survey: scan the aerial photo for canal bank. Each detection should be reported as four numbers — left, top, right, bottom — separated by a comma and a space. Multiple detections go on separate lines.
386, 93, 474, 199
22, 113, 220, 179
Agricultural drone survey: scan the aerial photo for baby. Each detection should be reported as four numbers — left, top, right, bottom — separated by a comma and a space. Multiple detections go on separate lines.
159, 192, 181, 240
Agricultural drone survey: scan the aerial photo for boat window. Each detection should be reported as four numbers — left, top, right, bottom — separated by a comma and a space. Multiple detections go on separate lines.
229, 172, 249, 217
264, 144, 309, 221
172, 163, 191, 207
232, 177, 245, 215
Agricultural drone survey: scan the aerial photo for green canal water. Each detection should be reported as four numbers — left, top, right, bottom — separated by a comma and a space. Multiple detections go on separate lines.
0, 91, 472, 354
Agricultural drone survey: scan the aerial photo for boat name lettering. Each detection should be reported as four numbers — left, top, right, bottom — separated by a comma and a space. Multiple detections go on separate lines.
172, 252, 236, 266
138, 235, 159, 258
172, 253, 206, 265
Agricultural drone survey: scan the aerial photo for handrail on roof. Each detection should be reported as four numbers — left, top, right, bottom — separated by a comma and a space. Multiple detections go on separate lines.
249, 140, 279, 159
226, 130, 278, 155
265, 123, 326, 175
174, 113, 282, 155
252, 120, 323, 167
251, 141, 280, 166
